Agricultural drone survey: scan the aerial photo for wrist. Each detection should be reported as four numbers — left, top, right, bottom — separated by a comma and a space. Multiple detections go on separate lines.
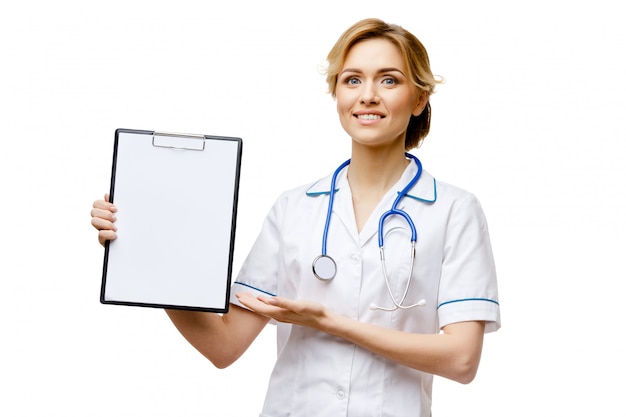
320, 310, 346, 337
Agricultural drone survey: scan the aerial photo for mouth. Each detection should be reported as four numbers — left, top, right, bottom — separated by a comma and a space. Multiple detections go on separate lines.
355, 113, 384, 120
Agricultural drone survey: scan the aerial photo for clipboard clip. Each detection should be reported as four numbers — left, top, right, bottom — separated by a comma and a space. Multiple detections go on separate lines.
152, 131, 206, 151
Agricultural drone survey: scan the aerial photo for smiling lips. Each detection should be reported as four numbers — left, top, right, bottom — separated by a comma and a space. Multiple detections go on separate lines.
356, 113, 384, 120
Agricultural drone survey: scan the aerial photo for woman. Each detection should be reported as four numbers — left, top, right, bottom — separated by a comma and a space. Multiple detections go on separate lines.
91, 18, 500, 417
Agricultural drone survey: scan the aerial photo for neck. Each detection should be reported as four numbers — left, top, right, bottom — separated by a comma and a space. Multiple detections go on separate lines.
346, 144, 410, 233
347, 144, 409, 194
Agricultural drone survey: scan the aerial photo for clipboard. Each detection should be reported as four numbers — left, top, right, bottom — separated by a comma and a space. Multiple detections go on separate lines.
100, 128, 242, 313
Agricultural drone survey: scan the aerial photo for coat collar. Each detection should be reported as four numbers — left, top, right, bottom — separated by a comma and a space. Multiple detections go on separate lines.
305, 158, 437, 204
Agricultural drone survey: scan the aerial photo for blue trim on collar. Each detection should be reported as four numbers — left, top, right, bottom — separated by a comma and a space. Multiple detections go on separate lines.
404, 178, 438, 203
305, 179, 337, 196
306, 178, 437, 202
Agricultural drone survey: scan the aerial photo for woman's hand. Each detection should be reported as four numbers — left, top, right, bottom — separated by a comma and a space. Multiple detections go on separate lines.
90, 193, 118, 246
235, 293, 333, 332
237, 291, 484, 383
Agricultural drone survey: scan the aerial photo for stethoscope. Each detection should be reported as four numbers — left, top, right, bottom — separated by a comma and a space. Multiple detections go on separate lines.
312, 153, 427, 310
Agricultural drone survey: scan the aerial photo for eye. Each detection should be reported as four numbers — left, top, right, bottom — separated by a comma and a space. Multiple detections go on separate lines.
382, 77, 397, 86
345, 76, 361, 85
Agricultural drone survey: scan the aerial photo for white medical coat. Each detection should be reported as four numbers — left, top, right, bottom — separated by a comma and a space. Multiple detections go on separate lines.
230, 158, 500, 417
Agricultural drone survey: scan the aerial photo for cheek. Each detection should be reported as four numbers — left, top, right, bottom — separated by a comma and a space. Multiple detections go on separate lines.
336, 102, 351, 130
390, 94, 419, 120
335, 94, 352, 118
335, 87, 357, 108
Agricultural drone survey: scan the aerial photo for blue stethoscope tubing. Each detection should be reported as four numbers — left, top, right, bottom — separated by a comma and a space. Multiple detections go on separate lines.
312, 153, 423, 309
312, 153, 427, 310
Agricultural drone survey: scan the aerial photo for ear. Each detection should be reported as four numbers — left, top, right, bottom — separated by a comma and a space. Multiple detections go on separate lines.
412, 91, 429, 116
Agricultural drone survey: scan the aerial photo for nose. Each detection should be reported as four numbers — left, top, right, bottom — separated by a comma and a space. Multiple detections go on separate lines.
360, 81, 379, 104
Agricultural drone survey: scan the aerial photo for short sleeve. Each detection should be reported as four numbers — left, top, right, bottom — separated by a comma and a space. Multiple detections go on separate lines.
437, 193, 501, 333
229, 197, 282, 309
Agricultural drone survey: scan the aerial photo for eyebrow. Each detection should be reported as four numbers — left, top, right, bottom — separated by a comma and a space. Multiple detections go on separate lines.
340, 67, 406, 76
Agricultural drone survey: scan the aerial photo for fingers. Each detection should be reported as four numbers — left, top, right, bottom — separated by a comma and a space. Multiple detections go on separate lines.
90, 214, 117, 232
91, 196, 118, 246
97, 229, 117, 246
236, 294, 316, 318
90, 201, 117, 228
236, 293, 282, 317
92, 196, 117, 214
260, 296, 300, 312
259, 295, 279, 306
236, 292, 272, 308
90, 206, 117, 223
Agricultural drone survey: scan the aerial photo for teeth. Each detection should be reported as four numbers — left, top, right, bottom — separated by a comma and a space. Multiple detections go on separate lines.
357, 114, 381, 120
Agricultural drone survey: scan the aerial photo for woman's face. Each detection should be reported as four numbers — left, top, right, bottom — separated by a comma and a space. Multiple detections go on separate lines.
335, 38, 424, 150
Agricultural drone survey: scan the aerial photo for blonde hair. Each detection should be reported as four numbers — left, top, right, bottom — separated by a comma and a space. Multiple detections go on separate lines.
324, 18, 443, 149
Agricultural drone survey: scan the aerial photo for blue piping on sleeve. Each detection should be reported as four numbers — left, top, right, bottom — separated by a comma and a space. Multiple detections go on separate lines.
233, 281, 277, 297
437, 297, 500, 309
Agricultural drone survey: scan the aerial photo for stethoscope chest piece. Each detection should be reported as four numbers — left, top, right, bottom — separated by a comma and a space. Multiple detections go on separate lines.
312, 254, 337, 280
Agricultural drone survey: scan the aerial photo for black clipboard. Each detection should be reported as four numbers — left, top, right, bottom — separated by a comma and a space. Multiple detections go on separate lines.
100, 128, 242, 313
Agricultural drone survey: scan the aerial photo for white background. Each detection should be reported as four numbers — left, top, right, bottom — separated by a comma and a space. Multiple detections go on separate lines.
1, 1, 624, 416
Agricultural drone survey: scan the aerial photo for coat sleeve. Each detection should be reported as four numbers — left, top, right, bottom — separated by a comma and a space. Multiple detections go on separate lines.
229, 194, 284, 308
436, 192, 501, 333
